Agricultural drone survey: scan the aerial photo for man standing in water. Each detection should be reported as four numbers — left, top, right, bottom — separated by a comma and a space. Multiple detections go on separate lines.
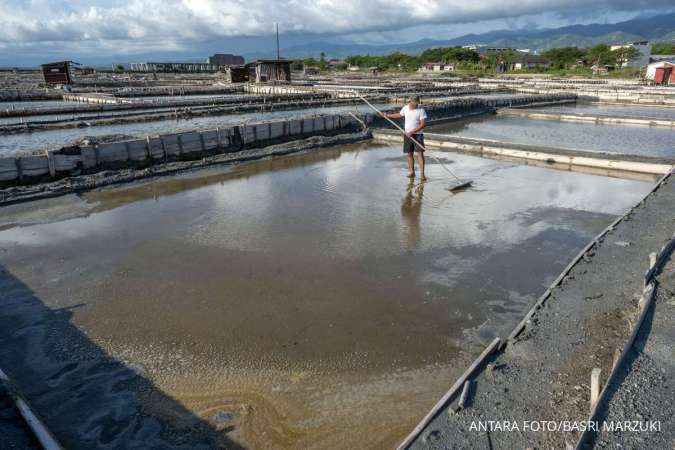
384, 96, 427, 180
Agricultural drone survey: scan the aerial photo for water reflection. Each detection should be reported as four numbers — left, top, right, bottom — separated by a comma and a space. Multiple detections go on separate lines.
400, 179, 425, 252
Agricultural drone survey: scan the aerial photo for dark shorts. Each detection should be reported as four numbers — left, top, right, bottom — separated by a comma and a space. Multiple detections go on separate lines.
403, 134, 424, 154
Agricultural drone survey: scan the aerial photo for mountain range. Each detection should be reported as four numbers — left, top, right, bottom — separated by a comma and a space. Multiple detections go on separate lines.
255, 12, 675, 59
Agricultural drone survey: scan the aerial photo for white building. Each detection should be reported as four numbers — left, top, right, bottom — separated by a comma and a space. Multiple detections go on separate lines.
419, 62, 455, 72
610, 41, 652, 68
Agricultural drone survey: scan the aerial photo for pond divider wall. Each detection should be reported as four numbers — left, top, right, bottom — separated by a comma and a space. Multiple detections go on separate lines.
0, 93, 576, 186
373, 129, 674, 176
0, 114, 362, 185
497, 108, 675, 128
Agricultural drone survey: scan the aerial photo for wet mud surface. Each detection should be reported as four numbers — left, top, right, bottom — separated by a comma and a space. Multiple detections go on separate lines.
426, 114, 675, 158
0, 142, 654, 448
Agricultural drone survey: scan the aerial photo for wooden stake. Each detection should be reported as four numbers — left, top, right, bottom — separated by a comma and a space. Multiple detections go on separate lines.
458, 380, 473, 410
590, 368, 601, 412
397, 337, 501, 450
612, 348, 621, 370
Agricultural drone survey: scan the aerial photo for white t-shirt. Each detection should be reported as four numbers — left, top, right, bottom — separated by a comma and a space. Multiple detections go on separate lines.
400, 105, 427, 134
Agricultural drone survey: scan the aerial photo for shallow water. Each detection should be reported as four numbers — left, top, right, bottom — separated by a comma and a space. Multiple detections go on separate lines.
124, 94, 249, 103
0, 106, 180, 126
427, 115, 675, 158
0, 103, 393, 155
429, 92, 515, 102
0, 99, 79, 110
0, 143, 652, 448
525, 103, 675, 120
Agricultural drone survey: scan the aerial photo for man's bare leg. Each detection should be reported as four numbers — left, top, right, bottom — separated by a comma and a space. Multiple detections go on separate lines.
417, 152, 426, 181
407, 153, 415, 177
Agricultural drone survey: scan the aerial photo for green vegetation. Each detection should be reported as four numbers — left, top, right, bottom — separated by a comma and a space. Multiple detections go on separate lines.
295, 47, 481, 73
297, 41, 644, 78
542, 44, 639, 69
542, 47, 586, 69
651, 42, 675, 55
418, 47, 480, 64
344, 52, 422, 71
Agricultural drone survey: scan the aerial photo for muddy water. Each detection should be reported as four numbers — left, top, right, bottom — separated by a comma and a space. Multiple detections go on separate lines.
0, 103, 393, 156
427, 115, 675, 158
0, 143, 653, 449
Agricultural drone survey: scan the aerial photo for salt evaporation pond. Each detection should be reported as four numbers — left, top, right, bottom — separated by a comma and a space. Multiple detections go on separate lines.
525, 102, 675, 120
0, 142, 653, 448
427, 115, 675, 158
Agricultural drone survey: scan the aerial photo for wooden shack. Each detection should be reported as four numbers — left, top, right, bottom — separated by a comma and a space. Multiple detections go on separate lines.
226, 65, 248, 83
245, 60, 291, 83
41, 61, 79, 85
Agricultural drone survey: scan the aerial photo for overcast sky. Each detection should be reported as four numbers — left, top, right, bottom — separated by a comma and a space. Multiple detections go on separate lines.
1, 0, 673, 66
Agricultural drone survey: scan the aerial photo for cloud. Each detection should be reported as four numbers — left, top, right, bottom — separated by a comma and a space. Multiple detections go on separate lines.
1, 0, 673, 46
0, 0, 672, 65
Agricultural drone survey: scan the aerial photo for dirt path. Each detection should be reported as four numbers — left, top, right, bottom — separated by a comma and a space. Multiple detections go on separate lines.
409, 173, 675, 449
592, 257, 675, 449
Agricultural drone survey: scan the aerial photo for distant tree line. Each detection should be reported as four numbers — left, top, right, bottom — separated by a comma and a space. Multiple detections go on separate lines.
543, 44, 639, 69
651, 42, 675, 54
343, 48, 481, 71
295, 41, 651, 73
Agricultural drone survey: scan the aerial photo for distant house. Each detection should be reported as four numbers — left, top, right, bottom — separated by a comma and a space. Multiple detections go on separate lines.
245, 60, 291, 83
592, 64, 615, 75
570, 59, 586, 69
327, 59, 345, 69
41, 61, 79, 85
418, 62, 455, 72
610, 41, 651, 68
511, 54, 551, 70
206, 53, 245, 67
646, 60, 675, 84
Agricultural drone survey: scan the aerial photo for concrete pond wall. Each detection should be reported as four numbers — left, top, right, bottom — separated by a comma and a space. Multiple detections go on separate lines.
0, 114, 363, 185
0, 93, 576, 186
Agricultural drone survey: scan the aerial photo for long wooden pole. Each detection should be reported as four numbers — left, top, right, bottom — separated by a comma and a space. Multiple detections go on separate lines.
356, 94, 462, 182
0, 368, 63, 450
